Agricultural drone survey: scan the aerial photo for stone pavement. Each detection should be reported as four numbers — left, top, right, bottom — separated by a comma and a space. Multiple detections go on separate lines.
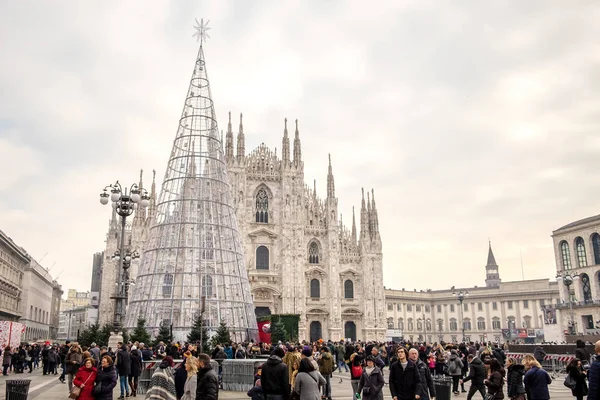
0, 366, 575, 400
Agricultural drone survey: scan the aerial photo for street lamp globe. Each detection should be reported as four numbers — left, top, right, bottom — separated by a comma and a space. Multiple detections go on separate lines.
564, 275, 574, 286
100, 192, 109, 205
131, 192, 141, 203
110, 189, 122, 202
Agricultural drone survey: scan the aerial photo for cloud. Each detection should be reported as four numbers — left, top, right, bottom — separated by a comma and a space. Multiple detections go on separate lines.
1, 0, 600, 294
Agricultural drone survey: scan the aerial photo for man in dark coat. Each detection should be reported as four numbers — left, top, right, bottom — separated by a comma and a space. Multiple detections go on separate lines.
389, 347, 421, 400
461, 355, 486, 400
261, 347, 290, 400
588, 340, 600, 400
196, 353, 219, 400
409, 348, 435, 400
115, 343, 132, 398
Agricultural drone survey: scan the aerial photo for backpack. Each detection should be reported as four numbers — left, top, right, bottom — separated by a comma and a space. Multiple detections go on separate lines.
351, 364, 363, 378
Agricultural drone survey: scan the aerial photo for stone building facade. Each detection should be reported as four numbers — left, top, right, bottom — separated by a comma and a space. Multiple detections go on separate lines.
102, 116, 387, 341
0, 229, 28, 321
385, 245, 560, 343
224, 114, 386, 342
551, 214, 600, 339
20, 259, 63, 341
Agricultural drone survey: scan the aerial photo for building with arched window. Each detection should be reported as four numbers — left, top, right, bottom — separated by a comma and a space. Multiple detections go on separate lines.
225, 118, 386, 341
552, 214, 600, 340
384, 243, 560, 343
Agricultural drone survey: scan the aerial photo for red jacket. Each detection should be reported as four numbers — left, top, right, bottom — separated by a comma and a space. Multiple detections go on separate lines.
73, 366, 97, 400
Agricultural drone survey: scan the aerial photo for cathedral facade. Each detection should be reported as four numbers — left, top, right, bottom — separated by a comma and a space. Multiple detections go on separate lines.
224, 114, 386, 342
98, 116, 386, 341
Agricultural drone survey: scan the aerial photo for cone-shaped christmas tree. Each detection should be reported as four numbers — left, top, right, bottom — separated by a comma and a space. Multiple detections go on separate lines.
125, 20, 258, 342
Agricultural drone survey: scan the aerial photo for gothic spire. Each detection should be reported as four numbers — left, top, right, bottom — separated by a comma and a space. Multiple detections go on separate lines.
225, 111, 234, 160
351, 206, 357, 245
134, 169, 146, 223
371, 189, 379, 233
147, 169, 157, 222
367, 190, 373, 235
360, 188, 369, 240
282, 118, 290, 164
327, 154, 335, 199
293, 119, 302, 164
236, 112, 245, 159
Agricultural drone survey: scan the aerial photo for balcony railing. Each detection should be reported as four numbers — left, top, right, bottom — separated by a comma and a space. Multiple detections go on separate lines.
542, 300, 600, 310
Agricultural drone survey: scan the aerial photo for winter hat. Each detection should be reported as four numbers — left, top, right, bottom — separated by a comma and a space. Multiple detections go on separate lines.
160, 356, 174, 369
301, 348, 312, 357
273, 347, 285, 358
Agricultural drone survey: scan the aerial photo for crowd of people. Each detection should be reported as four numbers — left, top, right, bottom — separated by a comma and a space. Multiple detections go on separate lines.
240, 339, 600, 400
5, 337, 600, 400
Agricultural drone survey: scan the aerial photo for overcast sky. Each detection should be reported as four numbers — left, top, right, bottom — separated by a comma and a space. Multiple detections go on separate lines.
1, 1, 600, 296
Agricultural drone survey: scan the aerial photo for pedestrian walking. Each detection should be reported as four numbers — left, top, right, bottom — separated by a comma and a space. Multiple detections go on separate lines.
522, 354, 552, 400
461, 354, 486, 400
294, 358, 326, 400
388, 347, 421, 400
72, 357, 97, 400
484, 359, 505, 400
196, 353, 219, 400
506, 357, 526, 400
94, 355, 118, 400
566, 358, 588, 400
145, 356, 176, 399
358, 356, 385, 400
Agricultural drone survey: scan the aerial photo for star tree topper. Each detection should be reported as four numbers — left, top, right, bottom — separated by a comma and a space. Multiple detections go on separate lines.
193, 18, 211, 44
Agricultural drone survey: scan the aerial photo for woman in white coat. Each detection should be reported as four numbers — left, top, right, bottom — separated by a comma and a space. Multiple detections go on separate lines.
181, 357, 198, 400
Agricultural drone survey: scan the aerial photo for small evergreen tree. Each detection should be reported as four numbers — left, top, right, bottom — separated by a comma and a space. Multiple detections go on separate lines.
154, 321, 172, 347
210, 321, 231, 347
270, 320, 287, 344
122, 329, 130, 344
97, 324, 113, 347
187, 314, 209, 351
78, 323, 101, 347
130, 318, 151, 345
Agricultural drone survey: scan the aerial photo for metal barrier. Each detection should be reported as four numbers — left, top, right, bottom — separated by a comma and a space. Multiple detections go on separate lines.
505, 353, 575, 376
221, 359, 265, 392
138, 359, 219, 395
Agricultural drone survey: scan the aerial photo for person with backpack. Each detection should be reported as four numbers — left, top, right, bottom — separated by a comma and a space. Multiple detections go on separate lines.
317, 347, 334, 400
350, 351, 364, 398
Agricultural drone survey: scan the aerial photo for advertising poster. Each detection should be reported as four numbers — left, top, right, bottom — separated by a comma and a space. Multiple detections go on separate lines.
0, 321, 25, 365
543, 308, 557, 324
257, 320, 271, 344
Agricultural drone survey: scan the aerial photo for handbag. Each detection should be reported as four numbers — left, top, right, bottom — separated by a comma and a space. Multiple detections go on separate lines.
564, 374, 577, 389
69, 372, 93, 399
92, 383, 103, 396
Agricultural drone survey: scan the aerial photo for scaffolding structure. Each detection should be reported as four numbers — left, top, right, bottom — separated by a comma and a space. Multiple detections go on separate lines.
125, 22, 258, 342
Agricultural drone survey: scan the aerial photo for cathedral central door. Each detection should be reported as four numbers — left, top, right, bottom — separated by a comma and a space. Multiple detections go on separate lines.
344, 321, 356, 341
310, 321, 322, 342
255, 307, 271, 319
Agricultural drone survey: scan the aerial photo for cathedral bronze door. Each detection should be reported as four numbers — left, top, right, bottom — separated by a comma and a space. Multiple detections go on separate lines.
344, 321, 356, 341
310, 321, 322, 342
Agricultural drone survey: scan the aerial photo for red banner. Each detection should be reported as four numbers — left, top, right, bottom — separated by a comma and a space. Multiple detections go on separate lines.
257, 320, 271, 344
